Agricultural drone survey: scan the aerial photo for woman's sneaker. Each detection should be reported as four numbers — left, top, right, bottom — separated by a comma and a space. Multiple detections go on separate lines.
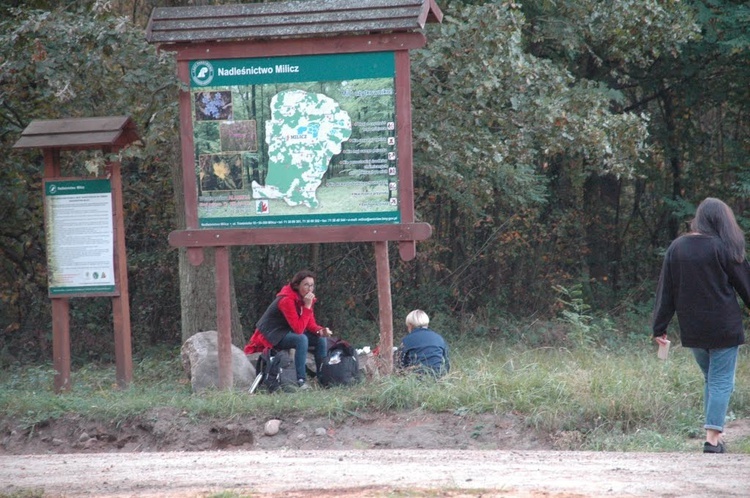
297, 379, 311, 390
703, 441, 726, 453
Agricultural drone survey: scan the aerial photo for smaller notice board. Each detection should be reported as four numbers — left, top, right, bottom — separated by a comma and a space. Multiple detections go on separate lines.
43, 178, 117, 297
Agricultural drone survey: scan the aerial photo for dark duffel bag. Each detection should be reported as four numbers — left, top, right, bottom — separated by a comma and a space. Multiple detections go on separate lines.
318, 340, 361, 388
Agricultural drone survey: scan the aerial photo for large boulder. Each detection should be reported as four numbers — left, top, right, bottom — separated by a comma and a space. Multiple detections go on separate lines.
181, 330, 256, 393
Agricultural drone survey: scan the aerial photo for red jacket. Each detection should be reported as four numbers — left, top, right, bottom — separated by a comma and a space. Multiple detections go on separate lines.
244, 284, 324, 354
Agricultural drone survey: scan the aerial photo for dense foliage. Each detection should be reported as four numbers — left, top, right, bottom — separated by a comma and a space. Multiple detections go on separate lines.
0, 1, 180, 362
1, 0, 749, 365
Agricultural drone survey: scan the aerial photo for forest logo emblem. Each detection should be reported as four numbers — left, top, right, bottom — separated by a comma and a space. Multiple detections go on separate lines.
191, 61, 215, 86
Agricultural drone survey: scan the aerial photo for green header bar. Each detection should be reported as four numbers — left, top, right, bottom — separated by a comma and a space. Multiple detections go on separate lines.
190, 52, 395, 88
45, 179, 111, 196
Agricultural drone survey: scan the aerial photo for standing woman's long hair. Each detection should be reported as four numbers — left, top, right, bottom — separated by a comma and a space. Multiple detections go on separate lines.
690, 197, 746, 263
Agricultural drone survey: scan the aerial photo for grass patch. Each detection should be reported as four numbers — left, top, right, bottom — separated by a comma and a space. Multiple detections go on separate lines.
1, 336, 748, 453
0, 491, 45, 498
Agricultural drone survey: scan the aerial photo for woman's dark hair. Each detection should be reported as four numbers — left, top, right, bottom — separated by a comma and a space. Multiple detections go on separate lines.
690, 197, 746, 263
289, 270, 316, 291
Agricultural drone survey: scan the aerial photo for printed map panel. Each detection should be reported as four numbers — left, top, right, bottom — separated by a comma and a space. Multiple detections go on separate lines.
189, 52, 399, 228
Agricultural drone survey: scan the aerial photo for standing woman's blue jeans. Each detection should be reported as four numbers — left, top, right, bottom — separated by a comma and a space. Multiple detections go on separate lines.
276, 331, 328, 381
691, 346, 739, 432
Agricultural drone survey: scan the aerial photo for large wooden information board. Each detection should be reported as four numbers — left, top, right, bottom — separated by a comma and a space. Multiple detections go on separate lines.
148, 0, 442, 387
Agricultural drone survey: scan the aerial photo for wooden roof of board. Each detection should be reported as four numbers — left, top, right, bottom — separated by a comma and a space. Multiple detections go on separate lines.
13, 116, 140, 151
146, 0, 443, 44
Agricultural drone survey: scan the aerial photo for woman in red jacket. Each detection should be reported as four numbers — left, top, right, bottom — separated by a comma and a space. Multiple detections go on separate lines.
244, 270, 332, 389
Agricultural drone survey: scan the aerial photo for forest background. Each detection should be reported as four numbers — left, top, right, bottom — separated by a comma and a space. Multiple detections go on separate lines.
0, 0, 748, 366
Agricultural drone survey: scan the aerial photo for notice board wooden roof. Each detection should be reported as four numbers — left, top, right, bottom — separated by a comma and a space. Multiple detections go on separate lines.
13, 116, 140, 151
146, 0, 443, 44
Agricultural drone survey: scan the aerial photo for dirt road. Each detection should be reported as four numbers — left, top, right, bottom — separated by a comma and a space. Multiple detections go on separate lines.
3, 448, 749, 497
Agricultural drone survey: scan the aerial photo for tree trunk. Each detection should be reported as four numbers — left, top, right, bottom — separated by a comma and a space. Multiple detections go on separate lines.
662, 89, 683, 241
583, 173, 622, 296
178, 248, 245, 345
171, 139, 245, 346
310, 243, 320, 273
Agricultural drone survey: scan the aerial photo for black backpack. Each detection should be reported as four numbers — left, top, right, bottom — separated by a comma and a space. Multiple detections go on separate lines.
253, 348, 298, 393
318, 340, 361, 388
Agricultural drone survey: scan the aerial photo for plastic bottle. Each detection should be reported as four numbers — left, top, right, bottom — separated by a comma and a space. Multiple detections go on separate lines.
657, 339, 671, 360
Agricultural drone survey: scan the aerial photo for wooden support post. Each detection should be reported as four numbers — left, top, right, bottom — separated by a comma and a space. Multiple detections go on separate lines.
395, 49, 417, 262
109, 159, 133, 388
215, 246, 233, 389
51, 298, 71, 392
177, 60, 200, 231
45, 149, 71, 393
43, 149, 61, 177
375, 241, 394, 374
179, 59, 205, 269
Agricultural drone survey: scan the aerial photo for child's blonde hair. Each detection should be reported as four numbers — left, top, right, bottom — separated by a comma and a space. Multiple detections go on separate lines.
405, 309, 430, 329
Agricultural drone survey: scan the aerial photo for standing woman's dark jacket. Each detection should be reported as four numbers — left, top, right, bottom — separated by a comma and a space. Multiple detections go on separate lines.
652, 234, 750, 348
400, 327, 450, 376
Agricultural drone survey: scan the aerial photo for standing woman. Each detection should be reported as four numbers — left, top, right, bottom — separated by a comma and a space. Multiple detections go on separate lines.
652, 197, 750, 453
244, 270, 332, 389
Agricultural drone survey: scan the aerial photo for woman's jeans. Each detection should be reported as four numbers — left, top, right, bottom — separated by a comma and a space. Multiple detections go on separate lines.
691, 346, 739, 432
276, 331, 328, 381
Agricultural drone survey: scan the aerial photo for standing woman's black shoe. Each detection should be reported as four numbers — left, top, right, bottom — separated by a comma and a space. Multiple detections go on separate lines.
703, 441, 726, 453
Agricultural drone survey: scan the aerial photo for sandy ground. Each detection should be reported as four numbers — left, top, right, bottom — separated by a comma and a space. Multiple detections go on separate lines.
3, 411, 750, 497
2, 448, 750, 497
